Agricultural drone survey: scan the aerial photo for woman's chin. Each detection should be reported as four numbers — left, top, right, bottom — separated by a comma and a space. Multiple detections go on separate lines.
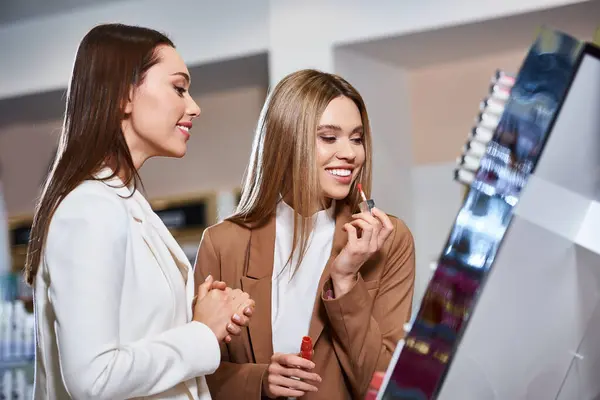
160, 145, 187, 159
322, 188, 350, 201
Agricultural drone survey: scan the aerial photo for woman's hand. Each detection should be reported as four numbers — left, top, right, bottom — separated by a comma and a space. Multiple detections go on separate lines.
262, 353, 322, 398
330, 207, 394, 297
221, 286, 255, 341
192, 275, 255, 343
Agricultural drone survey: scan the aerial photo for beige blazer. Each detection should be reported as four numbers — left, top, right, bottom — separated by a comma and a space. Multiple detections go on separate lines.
194, 202, 415, 400
34, 170, 220, 399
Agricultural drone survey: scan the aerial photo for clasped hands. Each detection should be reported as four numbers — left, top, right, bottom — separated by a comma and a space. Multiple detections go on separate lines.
192, 275, 255, 343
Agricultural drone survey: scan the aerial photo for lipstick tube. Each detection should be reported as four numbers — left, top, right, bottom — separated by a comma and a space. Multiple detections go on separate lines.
489, 83, 511, 102
454, 167, 475, 185
476, 110, 501, 131
479, 97, 507, 117
456, 154, 480, 172
491, 69, 516, 87
471, 125, 494, 144
359, 199, 375, 214
357, 183, 375, 214
365, 372, 385, 400
300, 336, 313, 361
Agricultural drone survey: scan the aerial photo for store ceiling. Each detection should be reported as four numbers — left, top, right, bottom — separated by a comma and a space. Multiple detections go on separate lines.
0, 0, 131, 25
343, 0, 600, 69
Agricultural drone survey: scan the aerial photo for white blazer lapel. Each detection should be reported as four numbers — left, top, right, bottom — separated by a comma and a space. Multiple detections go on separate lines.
94, 168, 179, 312
93, 167, 195, 321
130, 192, 202, 400
133, 191, 191, 272
131, 191, 196, 321
92, 168, 201, 399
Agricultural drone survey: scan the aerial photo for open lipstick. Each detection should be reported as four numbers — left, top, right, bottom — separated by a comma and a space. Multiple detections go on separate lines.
300, 336, 313, 361
357, 183, 375, 214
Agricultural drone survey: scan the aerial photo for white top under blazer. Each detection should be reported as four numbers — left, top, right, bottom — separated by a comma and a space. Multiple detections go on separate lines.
33, 168, 220, 400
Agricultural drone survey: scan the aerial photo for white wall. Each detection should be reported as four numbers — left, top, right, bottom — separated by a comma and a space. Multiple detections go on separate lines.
334, 49, 414, 227
0, 120, 61, 217
410, 163, 464, 311
0, 0, 270, 99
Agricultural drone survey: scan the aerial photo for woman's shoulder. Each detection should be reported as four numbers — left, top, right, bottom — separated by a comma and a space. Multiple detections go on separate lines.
202, 219, 250, 245
53, 180, 128, 223
45, 181, 131, 255
385, 214, 415, 250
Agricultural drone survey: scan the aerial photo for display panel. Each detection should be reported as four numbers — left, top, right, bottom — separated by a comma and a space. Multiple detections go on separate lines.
381, 28, 585, 399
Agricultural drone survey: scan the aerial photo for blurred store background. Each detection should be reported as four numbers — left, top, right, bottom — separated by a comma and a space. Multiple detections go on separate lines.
0, 0, 598, 394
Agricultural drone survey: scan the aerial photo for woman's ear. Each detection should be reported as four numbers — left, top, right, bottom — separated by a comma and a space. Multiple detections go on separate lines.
123, 85, 135, 115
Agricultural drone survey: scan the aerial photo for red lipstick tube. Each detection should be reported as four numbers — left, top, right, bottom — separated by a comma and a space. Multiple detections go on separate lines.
365, 372, 385, 400
300, 336, 313, 361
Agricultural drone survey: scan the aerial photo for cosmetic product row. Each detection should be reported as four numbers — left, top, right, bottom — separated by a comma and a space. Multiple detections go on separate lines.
454, 70, 515, 186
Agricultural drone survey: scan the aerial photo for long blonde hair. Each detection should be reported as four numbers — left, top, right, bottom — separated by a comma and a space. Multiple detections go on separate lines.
228, 69, 373, 274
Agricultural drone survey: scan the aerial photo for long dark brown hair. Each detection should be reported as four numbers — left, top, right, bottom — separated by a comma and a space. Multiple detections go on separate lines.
228, 69, 373, 274
25, 24, 174, 285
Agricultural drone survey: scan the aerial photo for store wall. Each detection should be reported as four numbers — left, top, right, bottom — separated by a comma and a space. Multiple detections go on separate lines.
0, 84, 267, 217
140, 85, 267, 200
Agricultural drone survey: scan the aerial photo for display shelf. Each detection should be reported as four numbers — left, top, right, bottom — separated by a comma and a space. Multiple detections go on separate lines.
371, 28, 600, 400
0, 357, 34, 372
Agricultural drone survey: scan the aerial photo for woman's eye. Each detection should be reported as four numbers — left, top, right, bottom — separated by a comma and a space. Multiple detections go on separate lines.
351, 137, 363, 144
174, 86, 186, 96
319, 136, 336, 143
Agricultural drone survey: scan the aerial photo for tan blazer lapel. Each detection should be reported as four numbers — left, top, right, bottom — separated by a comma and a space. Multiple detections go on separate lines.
240, 217, 276, 365
241, 203, 353, 363
307, 202, 353, 345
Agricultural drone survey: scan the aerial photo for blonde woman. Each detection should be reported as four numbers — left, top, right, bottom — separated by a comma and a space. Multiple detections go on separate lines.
194, 69, 415, 400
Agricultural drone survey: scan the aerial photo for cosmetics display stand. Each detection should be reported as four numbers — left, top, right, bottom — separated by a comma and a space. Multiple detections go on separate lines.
377, 28, 600, 399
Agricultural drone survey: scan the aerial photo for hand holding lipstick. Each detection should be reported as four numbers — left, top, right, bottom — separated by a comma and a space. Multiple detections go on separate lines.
330, 191, 394, 296
262, 352, 322, 398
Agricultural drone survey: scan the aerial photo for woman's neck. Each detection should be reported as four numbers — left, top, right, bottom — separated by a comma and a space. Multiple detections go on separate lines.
282, 193, 332, 216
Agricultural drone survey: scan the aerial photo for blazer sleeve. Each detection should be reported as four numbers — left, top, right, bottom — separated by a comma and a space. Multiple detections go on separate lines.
322, 217, 415, 399
44, 189, 221, 400
194, 229, 269, 400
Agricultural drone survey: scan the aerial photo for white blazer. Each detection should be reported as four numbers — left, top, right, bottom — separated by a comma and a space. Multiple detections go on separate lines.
33, 169, 220, 400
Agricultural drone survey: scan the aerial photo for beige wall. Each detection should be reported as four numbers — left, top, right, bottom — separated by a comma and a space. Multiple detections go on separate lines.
0, 120, 62, 217
0, 85, 266, 217
410, 48, 528, 164
0, 47, 533, 217
0, 47, 565, 221
139, 85, 266, 200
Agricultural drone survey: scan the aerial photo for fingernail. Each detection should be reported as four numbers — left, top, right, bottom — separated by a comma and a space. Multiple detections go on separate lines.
205, 274, 212, 282
244, 307, 253, 315
310, 362, 316, 369
232, 314, 241, 323
227, 323, 234, 330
